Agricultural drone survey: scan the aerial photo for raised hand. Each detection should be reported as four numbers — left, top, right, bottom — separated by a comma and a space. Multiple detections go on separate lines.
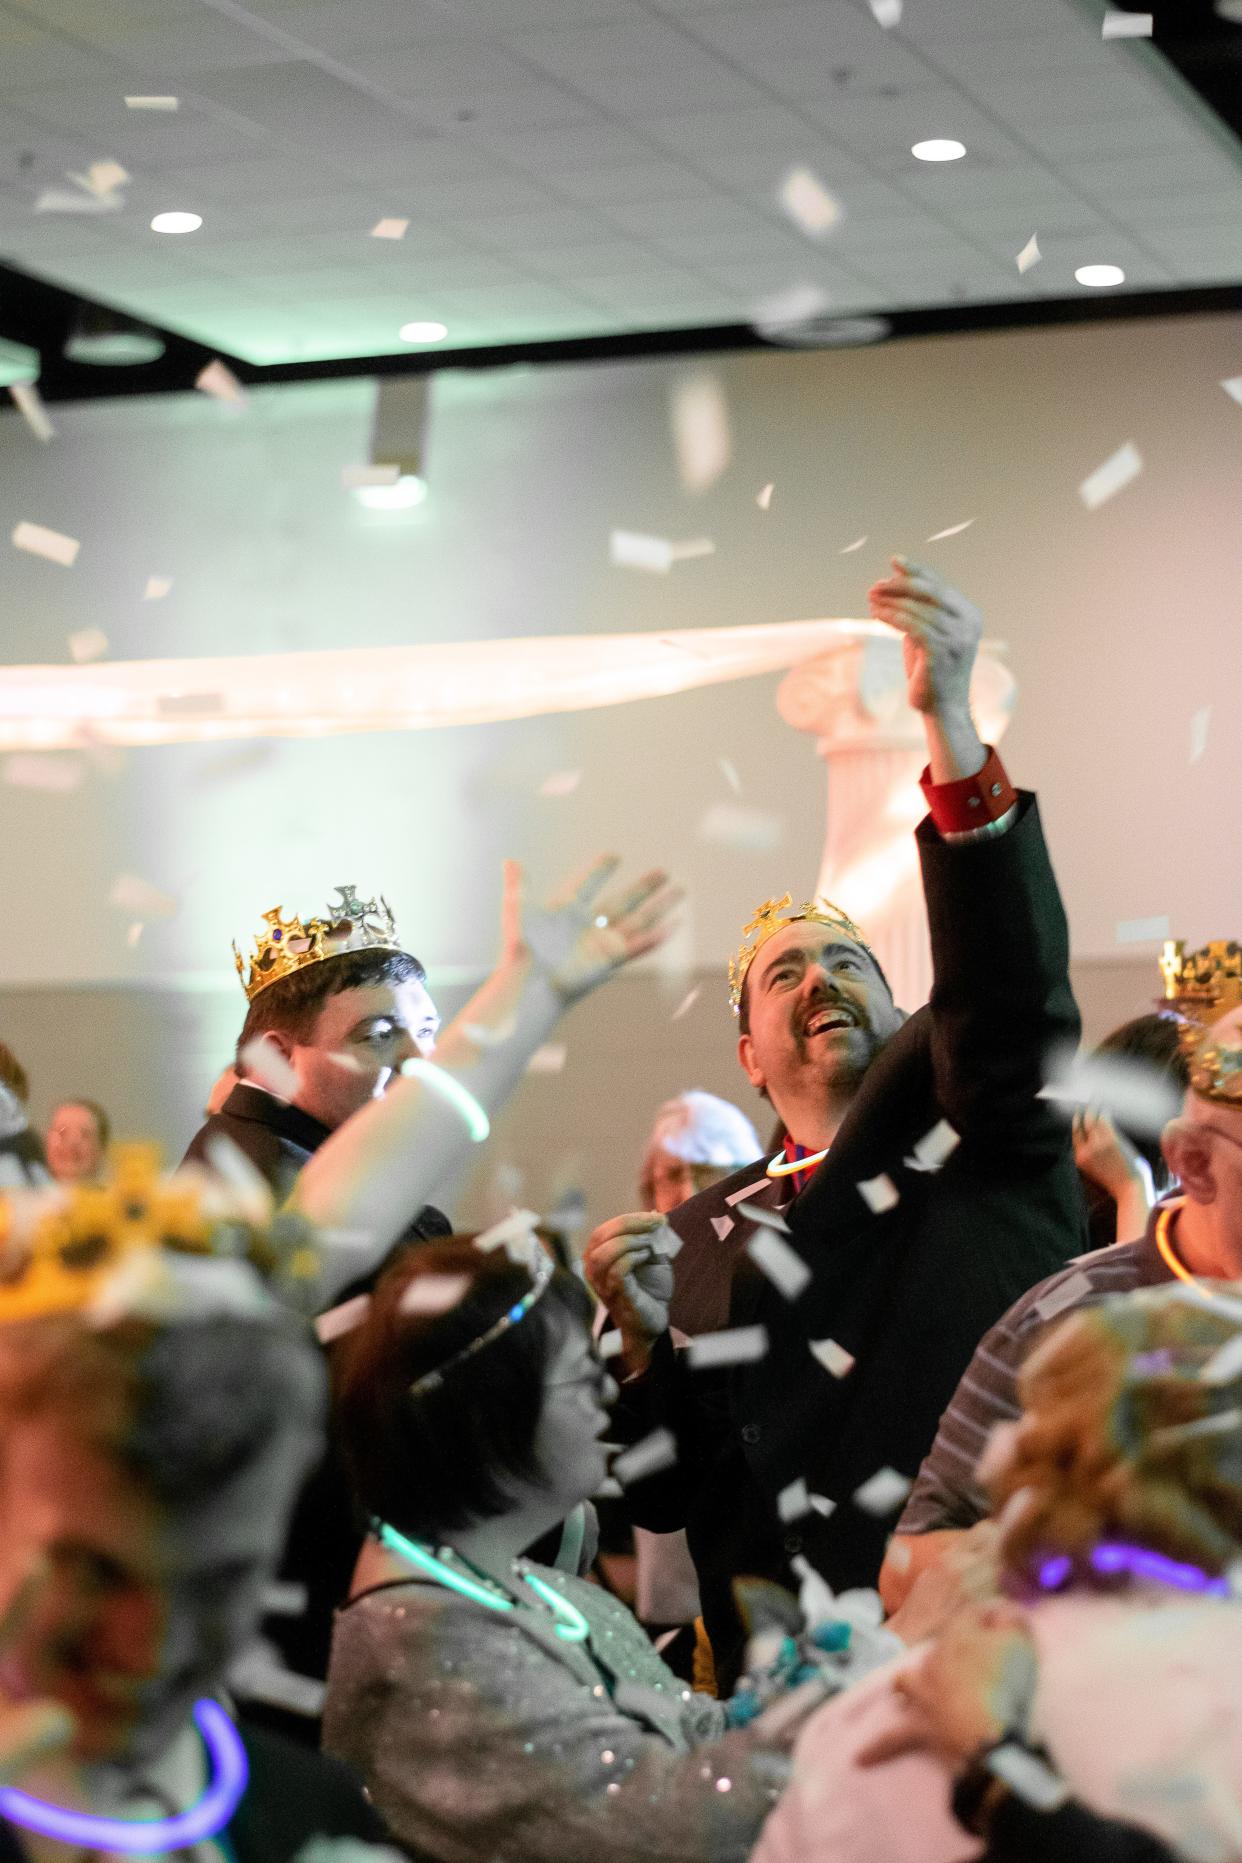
868, 557, 983, 720
502, 856, 681, 1005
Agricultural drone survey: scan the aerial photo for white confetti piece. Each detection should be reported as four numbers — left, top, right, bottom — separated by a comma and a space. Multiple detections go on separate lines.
3, 754, 82, 793
125, 94, 178, 110
1031, 1269, 1095, 1323
315, 1294, 372, 1344
35, 187, 123, 214
8, 382, 54, 442
125, 921, 143, 947
670, 372, 730, 492
613, 1427, 678, 1486
143, 574, 173, 600
203, 1131, 273, 1221
70, 159, 129, 199
671, 986, 701, 1022
1189, 707, 1210, 764
1101, 9, 1152, 36
904, 1119, 960, 1173
1222, 377, 1242, 406
756, 482, 774, 511
261, 1581, 308, 1617
648, 1223, 684, 1261
753, 282, 830, 333
230, 1646, 325, 1718
810, 1336, 856, 1379
1115, 914, 1170, 944
747, 1230, 811, 1301
778, 167, 843, 238
868, 0, 902, 24
987, 1743, 1069, 1810
610, 529, 673, 573
598, 1329, 624, 1360
687, 1324, 769, 1369
697, 803, 784, 852
474, 1209, 541, 1258
1079, 441, 1142, 510
668, 538, 716, 563
527, 1043, 567, 1075
195, 359, 248, 406
1152, 1407, 1242, 1448
857, 1174, 899, 1215
778, 1477, 811, 1522
109, 872, 178, 919
744, 1201, 791, 1236
538, 769, 581, 798
719, 757, 741, 794
852, 1466, 912, 1516
594, 1475, 624, 1499
462, 1018, 517, 1049
239, 1036, 299, 1100
810, 1492, 836, 1517
710, 1213, 735, 1241
725, 1179, 770, 1208
1198, 1332, 1242, 1387
12, 520, 79, 567
840, 535, 868, 554
926, 519, 974, 542
370, 217, 409, 240
68, 626, 108, 663
341, 463, 399, 488
399, 1274, 469, 1317
1038, 1044, 1183, 1139
1016, 234, 1041, 274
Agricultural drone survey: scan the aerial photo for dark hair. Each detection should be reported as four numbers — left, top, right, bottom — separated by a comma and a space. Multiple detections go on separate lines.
0, 1045, 29, 1104
1094, 1012, 1189, 1190
236, 949, 426, 1064
53, 1098, 111, 1148
737, 937, 893, 1037
332, 1238, 593, 1542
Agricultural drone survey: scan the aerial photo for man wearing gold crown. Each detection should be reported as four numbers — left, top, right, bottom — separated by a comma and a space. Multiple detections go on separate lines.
586, 558, 1087, 1690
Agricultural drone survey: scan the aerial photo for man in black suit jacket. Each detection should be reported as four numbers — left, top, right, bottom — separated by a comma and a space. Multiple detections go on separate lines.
587, 560, 1086, 1688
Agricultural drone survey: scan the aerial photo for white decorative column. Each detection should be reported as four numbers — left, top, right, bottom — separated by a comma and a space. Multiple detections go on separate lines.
777, 631, 1015, 1011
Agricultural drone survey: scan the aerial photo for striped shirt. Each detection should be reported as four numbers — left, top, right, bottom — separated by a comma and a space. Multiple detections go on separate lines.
896, 1208, 1173, 1535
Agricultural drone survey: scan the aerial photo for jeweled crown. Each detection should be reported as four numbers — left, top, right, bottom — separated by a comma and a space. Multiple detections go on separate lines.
1158, 939, 1242, 1106
234, 885, 404, 1001
728, 893, 876, 1015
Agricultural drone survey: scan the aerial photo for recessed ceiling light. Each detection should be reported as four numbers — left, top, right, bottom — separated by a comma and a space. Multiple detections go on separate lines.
354, 474, 427, 511
911, 138, 966, 162
399, 320, 448, 344
150, 211, 202, 234
1075, 263, 1125, 287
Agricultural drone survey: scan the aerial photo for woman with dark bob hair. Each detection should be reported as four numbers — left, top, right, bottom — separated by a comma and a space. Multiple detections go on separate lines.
323, 1234, 889, 1863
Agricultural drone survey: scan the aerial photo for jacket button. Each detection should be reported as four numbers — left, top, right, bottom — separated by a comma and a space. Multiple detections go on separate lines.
741, 1423, 761, 1445
784, 1533, 803, 1556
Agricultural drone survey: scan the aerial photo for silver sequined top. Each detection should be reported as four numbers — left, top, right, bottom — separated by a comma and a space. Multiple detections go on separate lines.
323, 1562, 801, 1863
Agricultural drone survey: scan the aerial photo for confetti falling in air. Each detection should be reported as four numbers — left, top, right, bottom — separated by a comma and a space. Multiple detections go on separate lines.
462, 1017, 518, 1049
669, 538, 716, 563
1101, 9, 1152, 35
809, 1492, 836, 1517
753, 282, 830, 332
857, 1174, 899, 1215
746, 1230, 811, 1301
125, 922, 143, 947
195, 359, 248, 407
852, 1466, 912, 1516
710, 1213, 735, 1241
1039, 1043, 1183, 1139
70, 159, 129, 199
399, 1274, 470, 1317
1016, 234, 1041, 274
12, 520, 79, 567
8, 382, 54, 442
647, 1222, 684, 1262
261, 1581, 308, 1618
229, 1645, 326, 1719
598, 1329, 624, 1360
840, 535, 868, 555
68, 626, 108, 663
778, 167, 844, 238
1200, 1332, 1242, 1387
143, 574, 173, 600
1031, 1269, 1096, 1323
756, 482, 774, 511
526, 1043, 567, 1074
671, 986, 701, 1022
1189, 707, 1211, 763
1115, 913, 1171, 943
743, 1201, 792, 1236
810, 1337, 856, 1379
718, 757, 742, 794
35, 186, 123, 214
239, 1036, 299, 1100
778, 1477, 811, 1522
986, 1744, 1069, 1811
370, 217, 409, 239
1222, 377, 1242, 406
670, 372, 731, 492
725, 1177, 770, 1208
473, 1209, 541, 1260
538, 769, 581, 798
926, 519, 974, 542
697, 803, 784, 852
315, 1294, 372, 1344
125, 94, 179, 109
610, 530, 674, 573
904, 1119, 960, 1174
341, 464, 399, 488
203, 1131, 273, 1222
687, 1325, 769, 1369
3, 754, 82, 793
613, 1427, 678, 1487
1079, 441, 1142, 510
868, 0, 902, 24
109, 872, 178, 919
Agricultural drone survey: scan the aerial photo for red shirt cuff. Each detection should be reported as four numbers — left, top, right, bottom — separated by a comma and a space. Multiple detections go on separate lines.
918, 747, 1017, 837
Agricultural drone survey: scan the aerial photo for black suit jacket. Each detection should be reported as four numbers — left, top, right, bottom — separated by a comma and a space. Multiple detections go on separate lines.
620, 795, 1086, 1688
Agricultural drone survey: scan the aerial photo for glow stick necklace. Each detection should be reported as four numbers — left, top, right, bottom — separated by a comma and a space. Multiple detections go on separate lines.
1153, 1200, 1215, 1299
0, 1699, 248, 1853
765, 1146, 829, 1179
376, 1520, 590, 1643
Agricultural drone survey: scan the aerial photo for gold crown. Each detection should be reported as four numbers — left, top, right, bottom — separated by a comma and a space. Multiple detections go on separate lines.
1158, 939, 1242, 1106
234, 885, 403, 1001
728, 893, 876, 1015
0, 1145, 321, 1325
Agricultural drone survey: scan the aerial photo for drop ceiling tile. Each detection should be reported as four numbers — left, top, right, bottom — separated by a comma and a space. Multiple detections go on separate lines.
631, 102, 819, 156
679, 2, 938, 96
509, 19, 770, 114
435, 279, 597, 319
0, 20, 108, 91
409, 171, 567, 218
1076, 149, 1242, 199
538, 159, 717, 205
86, 15, 297, 71
326, 138, 509, 187
456, 204, 616, 249
475, 121, 653, 170
224, 0, 467, 57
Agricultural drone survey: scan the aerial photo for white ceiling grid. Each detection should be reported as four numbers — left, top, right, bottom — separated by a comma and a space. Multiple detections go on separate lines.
0, 0, 1237, 365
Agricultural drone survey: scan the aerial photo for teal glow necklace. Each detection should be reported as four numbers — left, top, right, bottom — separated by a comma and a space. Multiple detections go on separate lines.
375, 1520, 590, 1643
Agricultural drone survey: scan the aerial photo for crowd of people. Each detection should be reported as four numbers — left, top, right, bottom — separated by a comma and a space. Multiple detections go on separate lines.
0, 558, 1238, 1862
